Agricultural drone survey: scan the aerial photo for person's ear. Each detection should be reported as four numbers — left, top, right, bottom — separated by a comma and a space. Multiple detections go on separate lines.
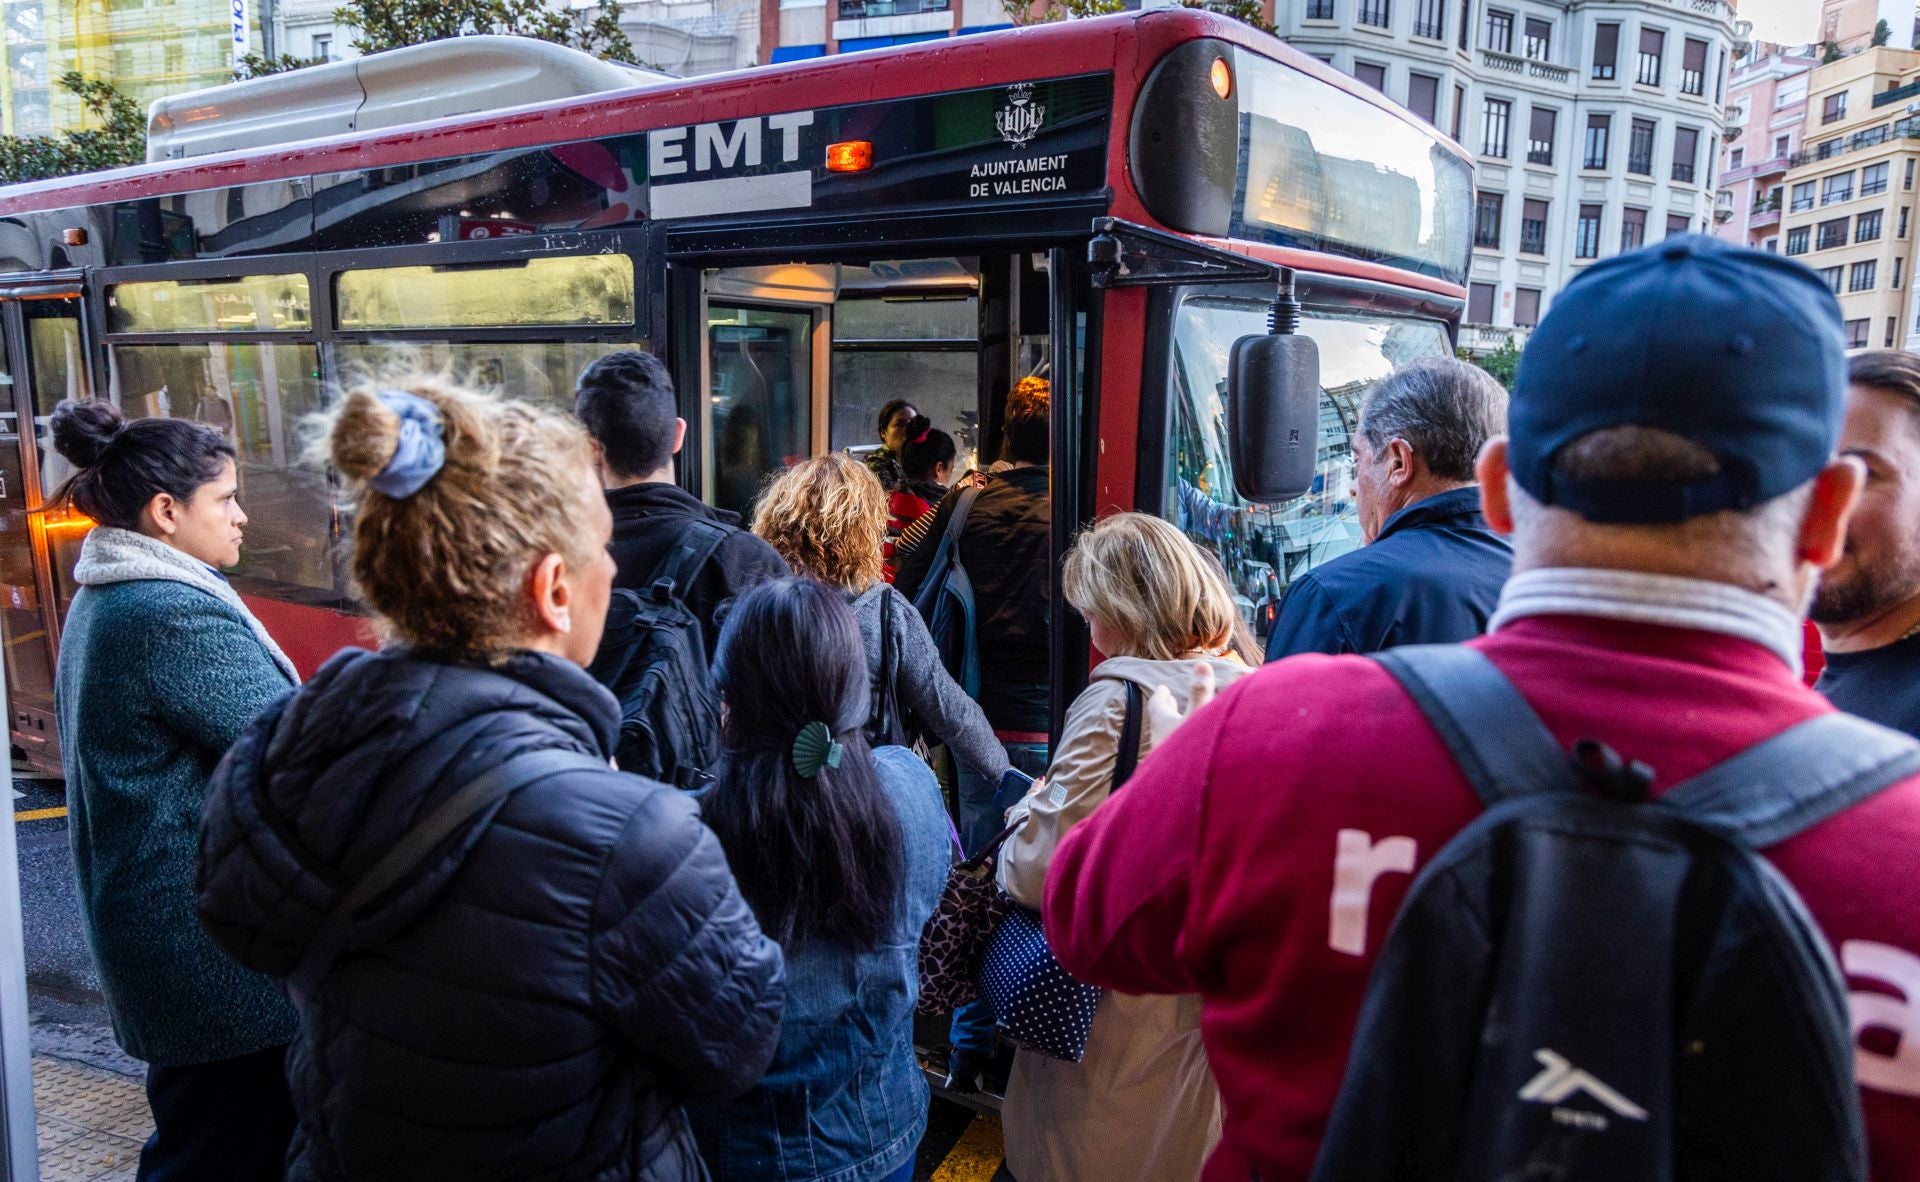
144, 492, 181, 538
1384, 438, 1417, 487
1476, 437, 1515, 536
1797, 457, 1865, 569
530, 552, 573, 635
672, 418, 688, 457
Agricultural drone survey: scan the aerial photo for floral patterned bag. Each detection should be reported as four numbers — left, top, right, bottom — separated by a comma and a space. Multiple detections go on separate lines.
915, 818, 1021, 1015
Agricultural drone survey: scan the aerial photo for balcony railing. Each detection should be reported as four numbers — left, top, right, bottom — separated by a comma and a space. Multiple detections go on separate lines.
1480, 49, 1571, 83
1872, 79, 1920, 109
838, 0, 947, 16
1748, 205, 1782, 228
1527, 145, 1553, 165
1788, 116, 1920, 167
1460, 324, 1532, 351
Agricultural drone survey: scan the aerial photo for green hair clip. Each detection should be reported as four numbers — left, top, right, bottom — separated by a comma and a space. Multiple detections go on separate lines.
791, 721, 844, 778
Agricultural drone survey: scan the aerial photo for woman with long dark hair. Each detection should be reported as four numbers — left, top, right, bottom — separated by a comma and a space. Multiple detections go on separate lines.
688, 577, 950, 1182
51, 398, 300, 1180
885, 415, 956, 575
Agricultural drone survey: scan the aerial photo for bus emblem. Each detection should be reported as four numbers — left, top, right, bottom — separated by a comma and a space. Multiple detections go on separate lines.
996, 84, 1046, 148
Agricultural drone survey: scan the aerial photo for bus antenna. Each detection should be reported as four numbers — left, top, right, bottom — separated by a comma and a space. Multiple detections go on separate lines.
1268, 267, 1301, 335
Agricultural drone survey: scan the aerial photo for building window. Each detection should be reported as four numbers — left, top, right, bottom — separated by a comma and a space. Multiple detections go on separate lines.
1528, 107, 1556, 165
1671, 126, 1698, 183
1468, 282, 1498, 323
1452, 83, 1467, 142
1786, 226, 1810, 255
1666, 213, 1690, 238
1816, 139, 1843, 161
1524, 17, 1551, 59
1358, 0, 1390, 28
313, 34, 332, 60
1903, 206, 1911, 237
1764, 236, 1779, 253
1458, 0, 1471, 49
1355, 61, 1388, 90
1862, 162, 1891, 197
1637, 28, 1664, 87
1483, 97, 1511, 158
1408, 73, 1439, 123
1857, 209, 1883, 242
1823, 172, 1854, 205
1627, 118, 1655, 175
1475, 191, 1505, 247
1521, 199, 1548, 254
1681, 38, 1708, 96
1888, 318, 1898, 348
1486, 9, 1513, 53
1820, 267, 1845, 293
1583, 114, 1610, 169
1576, 204, 1602, 258
1817, 217, 1850, 249
1731, 147, 1745, 169
1791, 181, 1816, 212
1414, 0, 1444, 39
1822, 91, 1848, 124
1847, 318, 1870, 348
1774, 133, 1791, 158
1907, 159, 1916, 190
1514, 287, 1542, 327
1592, 22, 1619, 80
1620, 206, 1647, 251
1307, 0, 1335, 17
1850, 260, 1878, 291
1896, 257, 1904, 288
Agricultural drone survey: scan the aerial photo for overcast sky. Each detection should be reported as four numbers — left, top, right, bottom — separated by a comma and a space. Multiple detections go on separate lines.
1740, 0, 1822, 44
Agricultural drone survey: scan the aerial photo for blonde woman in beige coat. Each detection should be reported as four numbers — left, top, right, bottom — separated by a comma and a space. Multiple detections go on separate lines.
996, 512, 1256, 1182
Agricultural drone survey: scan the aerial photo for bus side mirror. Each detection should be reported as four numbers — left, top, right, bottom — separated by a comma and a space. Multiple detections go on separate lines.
1227, 330, 1321, 504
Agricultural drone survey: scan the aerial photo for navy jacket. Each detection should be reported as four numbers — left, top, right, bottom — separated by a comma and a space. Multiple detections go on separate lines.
606, 482, 790, 659
198, 646, 785, 1182
1264, 487, 1512, 660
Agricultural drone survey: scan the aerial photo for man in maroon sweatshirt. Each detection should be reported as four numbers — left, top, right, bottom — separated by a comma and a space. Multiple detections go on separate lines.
1046, 235, 1920, 1182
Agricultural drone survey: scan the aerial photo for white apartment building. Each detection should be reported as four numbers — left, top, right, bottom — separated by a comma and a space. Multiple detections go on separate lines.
1273, 0, 1747, 347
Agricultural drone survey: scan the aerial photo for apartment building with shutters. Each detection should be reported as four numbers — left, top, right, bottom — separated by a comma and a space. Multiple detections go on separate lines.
1713, 44, 1817, 253
1272, 0, 1745, 350
1778, 47, 1920, 351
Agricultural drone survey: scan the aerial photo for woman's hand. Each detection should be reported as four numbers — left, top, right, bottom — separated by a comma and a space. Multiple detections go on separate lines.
1147, 661, 1217, 748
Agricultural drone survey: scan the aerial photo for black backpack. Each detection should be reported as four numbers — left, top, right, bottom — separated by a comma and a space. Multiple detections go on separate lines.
584, 521, 728, 789
909, 485, 982, 696
1309, 643, 1920, 1182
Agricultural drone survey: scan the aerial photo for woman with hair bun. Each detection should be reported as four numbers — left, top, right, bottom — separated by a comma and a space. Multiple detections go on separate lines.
884, 414, 955, 576
686, 576, 948, 1182
51, 397, 301, 1180
196, 375, 784, 1182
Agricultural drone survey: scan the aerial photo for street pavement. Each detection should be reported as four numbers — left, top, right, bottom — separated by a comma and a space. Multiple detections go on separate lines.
11, 774, 1008, 1181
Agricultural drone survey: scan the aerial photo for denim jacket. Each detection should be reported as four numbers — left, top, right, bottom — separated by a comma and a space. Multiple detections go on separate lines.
688, 746, 951, 1182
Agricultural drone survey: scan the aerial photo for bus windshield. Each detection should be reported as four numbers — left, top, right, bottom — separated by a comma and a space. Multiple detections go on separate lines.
1230, 48, 1474, 284
1164, 293, 1452, 647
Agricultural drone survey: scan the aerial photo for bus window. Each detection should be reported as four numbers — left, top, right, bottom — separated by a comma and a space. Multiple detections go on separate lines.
107, 273, 311, 334
1164, 295, 1451, 648
334, 341, 638, 411
334, 255, 634, 329
111, 342, 336, 599
830, 261, 981, 473
706, 304, 814, 521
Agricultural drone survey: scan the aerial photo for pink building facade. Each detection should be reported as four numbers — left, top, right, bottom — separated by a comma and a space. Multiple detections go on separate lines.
1716, 44, 1818, 251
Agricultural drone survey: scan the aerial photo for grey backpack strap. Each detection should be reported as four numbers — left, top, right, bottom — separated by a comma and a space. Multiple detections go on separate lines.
288, 747, 611, 1003
1660, 711, 1920, 847
1372, 645, 1576, 807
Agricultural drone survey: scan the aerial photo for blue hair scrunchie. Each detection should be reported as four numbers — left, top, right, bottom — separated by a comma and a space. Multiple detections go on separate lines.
369, 389, 446, 499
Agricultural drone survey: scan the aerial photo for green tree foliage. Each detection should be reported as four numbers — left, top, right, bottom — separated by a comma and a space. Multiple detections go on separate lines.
1873, 19, 1892, 47
1006, 0, 1275, 36
0, 72, 146, 184
1822, 40, 1843, 63
234, 52, 328, 80
1460, 337, 1522, 389
334, 0, 637, 62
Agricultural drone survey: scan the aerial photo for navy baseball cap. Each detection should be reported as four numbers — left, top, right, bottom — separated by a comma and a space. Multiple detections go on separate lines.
1509, 233, 1847, 524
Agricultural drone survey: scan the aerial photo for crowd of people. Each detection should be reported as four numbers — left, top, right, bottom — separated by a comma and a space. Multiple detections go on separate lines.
39, 233, 1920, 1182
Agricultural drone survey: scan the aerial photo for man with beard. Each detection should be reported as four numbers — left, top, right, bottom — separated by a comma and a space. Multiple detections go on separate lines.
1813, 350, 1920, 735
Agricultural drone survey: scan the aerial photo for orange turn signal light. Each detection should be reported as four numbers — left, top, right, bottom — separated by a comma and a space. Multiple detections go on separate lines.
1210, 56, 1233, 100
826, 140, 874, 172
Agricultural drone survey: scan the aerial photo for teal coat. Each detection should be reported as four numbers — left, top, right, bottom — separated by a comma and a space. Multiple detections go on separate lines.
56, 527, 299, 1065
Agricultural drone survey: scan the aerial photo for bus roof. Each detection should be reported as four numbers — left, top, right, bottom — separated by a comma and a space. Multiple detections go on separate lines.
0, 11, 1466, 216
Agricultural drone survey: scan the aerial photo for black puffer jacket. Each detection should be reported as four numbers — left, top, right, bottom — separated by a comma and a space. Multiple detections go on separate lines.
197, 646, 784, 1182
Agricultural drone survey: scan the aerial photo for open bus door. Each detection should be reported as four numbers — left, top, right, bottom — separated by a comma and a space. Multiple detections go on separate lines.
0, 275, 91, 774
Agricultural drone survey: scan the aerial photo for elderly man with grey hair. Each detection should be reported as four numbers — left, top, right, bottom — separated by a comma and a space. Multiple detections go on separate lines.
1265, 355, 1512, 659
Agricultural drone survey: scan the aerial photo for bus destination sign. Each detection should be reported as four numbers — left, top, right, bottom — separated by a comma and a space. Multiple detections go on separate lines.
643, 73, 1111, 221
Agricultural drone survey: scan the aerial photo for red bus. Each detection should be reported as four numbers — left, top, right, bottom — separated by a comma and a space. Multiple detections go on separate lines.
0, 9, 1471, 771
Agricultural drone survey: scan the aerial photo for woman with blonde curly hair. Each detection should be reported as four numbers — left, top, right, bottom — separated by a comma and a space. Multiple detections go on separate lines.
753, 453, 1012, 789
196, 374, 783, 1182
995, 511, 1257, 1182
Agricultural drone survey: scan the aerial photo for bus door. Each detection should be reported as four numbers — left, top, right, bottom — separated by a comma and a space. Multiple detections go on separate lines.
0, 277, 91, 772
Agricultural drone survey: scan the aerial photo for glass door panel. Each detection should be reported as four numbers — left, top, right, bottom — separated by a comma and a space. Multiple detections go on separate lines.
705, 303, 814, 521
24, 299, 90, 622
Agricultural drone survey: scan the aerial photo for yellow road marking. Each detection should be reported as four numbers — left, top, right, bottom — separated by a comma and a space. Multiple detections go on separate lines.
14, 806, 65, 822
931, 1112, 1004, 1182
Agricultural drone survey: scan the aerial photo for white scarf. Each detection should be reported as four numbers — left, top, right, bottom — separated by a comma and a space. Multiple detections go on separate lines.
1490, 567, 1805, 678
72, 526, 300, 684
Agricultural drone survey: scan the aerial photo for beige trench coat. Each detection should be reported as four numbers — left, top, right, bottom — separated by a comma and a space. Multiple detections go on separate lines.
996, 653, 1251, 1182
